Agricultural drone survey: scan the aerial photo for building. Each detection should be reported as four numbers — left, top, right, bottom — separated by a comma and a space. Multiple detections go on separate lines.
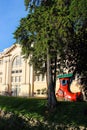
0, 43, 81, 97
0, 43, 47, 97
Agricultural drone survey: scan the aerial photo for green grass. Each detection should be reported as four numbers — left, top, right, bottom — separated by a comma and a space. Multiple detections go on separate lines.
49, 101, 87, 126
0, 96, 87, 127
0, 96, 46, 121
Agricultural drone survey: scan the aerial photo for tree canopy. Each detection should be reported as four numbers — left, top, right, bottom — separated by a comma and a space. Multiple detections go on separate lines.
14, 0, 87, 106
67, 0, 87, 85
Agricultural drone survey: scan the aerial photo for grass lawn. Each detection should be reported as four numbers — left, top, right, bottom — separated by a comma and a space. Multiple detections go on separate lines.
0, 96, 87, 127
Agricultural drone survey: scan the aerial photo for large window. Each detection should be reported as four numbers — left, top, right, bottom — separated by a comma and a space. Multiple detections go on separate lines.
12, 56, 22, 67
11, 76, 22, 83
11, 56, 22, 85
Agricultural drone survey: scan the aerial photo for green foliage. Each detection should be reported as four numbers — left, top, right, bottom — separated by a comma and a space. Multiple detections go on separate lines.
14, 0, 87, 90
14, 0, 72, 74
63, 0, 87, 86
70, 0, 87, 20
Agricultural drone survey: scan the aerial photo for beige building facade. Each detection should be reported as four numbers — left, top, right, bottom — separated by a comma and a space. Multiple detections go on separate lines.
0, 43, 81, 97
0, 43, 47, 97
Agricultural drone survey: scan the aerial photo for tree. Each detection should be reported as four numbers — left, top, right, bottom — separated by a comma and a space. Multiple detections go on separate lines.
65, 0, 87, 100
65, 0, 87, 83
14, 0, 87, 106
14, 0, 73, 108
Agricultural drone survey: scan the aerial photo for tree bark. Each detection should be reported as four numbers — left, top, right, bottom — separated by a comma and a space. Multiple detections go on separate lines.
47, 48, 57, 108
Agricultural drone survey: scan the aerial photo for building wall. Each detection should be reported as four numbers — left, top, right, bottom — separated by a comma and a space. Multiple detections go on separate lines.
0, 44, 30, 96
34, 74, 47, 97
0, 43, 47, 97
0, 43, 81, 97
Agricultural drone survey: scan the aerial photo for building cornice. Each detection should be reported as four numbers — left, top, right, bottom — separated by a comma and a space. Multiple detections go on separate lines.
0, 43, 20, 59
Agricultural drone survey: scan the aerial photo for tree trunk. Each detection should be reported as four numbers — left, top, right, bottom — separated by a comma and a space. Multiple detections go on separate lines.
47, 48, 57, 108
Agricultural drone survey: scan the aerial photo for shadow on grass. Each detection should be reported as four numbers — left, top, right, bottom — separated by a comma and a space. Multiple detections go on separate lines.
47, 101, 87, 127
0, 96, 87, 128
0, 115, 47, 130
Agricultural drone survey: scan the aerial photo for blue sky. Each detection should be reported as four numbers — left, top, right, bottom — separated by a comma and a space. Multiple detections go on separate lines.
0, 0, 28, 52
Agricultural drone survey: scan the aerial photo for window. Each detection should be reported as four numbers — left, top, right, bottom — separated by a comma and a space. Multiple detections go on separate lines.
37, 89, 40, 94
35, 75, 40, 81
0, 72, 2, 75
11, 76, 22, 83
16, 70, 18, 73
36, 75, 41, 81
15, 76, 19, 82
12, 85, 21, 96
19, 76, 22, 82
41, 74, 45, 81
0, 77, 2, 83
11, 77, 15, 82
12, 56, 22, 67
12, 70, 15, 74
19, 70, 22, 73
11, 70, 22, 74
0, 60, 3, 65
35, 74, 45, 81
